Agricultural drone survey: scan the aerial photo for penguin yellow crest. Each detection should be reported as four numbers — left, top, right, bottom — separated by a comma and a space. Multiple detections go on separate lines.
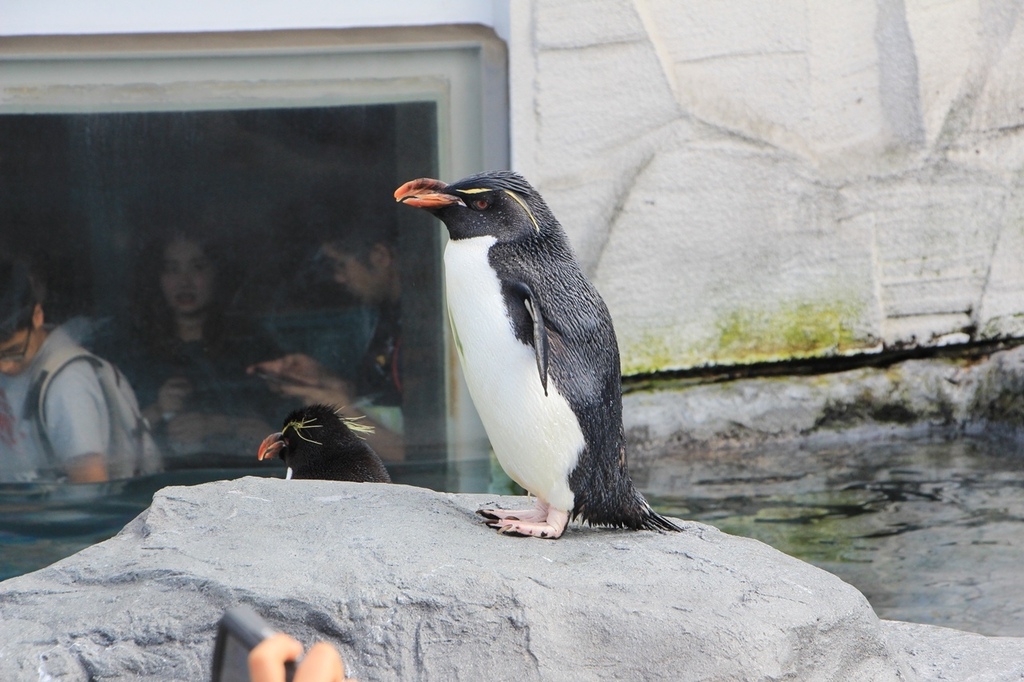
335, 408, 376, 438
283, 416, 323, 446
503, 190, 540, 233
454, 187, 540, 233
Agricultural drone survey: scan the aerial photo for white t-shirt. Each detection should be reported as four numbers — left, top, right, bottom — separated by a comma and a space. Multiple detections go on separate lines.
0, 327, 110, 483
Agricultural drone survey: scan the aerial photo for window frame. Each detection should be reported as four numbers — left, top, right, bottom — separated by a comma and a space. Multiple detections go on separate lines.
0, 25, 508, 490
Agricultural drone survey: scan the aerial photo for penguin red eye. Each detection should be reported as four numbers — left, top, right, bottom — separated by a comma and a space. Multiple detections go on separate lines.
472, 198, 490, 211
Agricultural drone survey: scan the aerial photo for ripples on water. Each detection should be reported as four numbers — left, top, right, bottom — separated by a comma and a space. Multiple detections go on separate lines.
639, 437, 1024, 637
0, 462, 463, 582
0, 469, 271, 581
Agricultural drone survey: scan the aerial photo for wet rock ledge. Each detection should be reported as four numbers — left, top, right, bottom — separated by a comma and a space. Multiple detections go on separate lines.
0, 478, 1021, 681
624, 343, 1024, 459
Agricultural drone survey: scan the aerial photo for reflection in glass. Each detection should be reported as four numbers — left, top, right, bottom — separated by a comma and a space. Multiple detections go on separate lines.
114, 229, 290, 466
0, 15, 521, 581
0, 102, 443, 476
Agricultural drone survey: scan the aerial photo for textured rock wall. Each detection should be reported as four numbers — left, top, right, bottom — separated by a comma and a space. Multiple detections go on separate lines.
623, 344, 1024, 461
509, 0, 1024, 374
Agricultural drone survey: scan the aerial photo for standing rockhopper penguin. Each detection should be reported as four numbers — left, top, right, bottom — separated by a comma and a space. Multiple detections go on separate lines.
257, 403, 391, 483
395, 170, 680, 538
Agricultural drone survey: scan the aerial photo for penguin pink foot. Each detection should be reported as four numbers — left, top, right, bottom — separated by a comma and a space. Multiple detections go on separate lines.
477, 498, 549, 523
478, 500, 568, 539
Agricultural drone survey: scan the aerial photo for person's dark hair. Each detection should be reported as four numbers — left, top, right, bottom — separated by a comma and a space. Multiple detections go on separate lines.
0, 255, 46, 340
130, 227, 236, 359
291, 187, 397, 266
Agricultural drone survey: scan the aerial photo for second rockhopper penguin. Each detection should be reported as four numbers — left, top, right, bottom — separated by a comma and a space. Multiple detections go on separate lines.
257, 403, 391, 483
395, 170, 680, 539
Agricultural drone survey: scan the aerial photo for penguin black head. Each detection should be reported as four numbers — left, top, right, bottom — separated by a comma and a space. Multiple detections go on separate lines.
394, 170, 557, 243
257, 403, 391, 483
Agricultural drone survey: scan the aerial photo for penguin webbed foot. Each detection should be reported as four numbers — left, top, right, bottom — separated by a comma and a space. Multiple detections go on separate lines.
476, 505, 547, 524
478, 502, 569, 540
492, 525, 533, 538
490, 513, 568, 539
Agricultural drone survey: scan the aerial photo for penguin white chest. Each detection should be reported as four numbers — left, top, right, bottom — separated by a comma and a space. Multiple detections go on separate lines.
443, 236, 584, 512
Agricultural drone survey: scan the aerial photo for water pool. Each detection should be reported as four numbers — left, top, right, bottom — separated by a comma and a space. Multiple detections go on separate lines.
0, 460, 478, 582
3, 439, 1021, 638
0, 468, 274, 581
640, 437, 1024, 637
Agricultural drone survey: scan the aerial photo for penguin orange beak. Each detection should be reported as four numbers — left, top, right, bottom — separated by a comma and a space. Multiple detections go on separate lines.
394, 178, 466, 208
257, 432, 286, 461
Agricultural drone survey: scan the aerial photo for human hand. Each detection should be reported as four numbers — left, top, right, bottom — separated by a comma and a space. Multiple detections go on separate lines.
248, 633, 351, 682
66, 452, 109, 484
156, 376, 193, 417
248, 354, 324, 387
276, 380, 357, 407
249, 354, 353, 406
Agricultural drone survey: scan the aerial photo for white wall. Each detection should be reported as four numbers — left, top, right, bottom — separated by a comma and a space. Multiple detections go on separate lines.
510, 0, 1024, 374
1, 1, 510, 42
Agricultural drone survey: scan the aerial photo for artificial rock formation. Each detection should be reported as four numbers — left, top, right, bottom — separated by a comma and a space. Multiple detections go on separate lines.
509, 0, 1024, 373
623, 344, 1024, 460
0, 477, 1021, 680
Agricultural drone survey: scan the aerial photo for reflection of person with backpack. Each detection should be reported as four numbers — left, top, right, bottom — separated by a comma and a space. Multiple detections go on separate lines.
0, 256, 162, 483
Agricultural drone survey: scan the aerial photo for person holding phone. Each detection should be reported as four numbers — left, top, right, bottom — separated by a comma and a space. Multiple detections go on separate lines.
109, 228, 291, 464
212, 605, 352, 682
248, 634, 350, 682
248, 228, 404, 464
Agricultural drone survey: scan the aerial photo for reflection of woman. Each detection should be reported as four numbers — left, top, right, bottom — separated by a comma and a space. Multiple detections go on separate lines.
117, 230, 288, 463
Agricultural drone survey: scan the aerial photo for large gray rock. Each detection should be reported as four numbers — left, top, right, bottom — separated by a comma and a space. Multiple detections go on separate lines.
0, 478, 1020, 680
881, 621, 1024, 682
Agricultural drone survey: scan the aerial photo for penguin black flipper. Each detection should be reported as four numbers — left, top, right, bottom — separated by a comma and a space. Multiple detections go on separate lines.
490, 205, 681, 534
505, 280, 549, 396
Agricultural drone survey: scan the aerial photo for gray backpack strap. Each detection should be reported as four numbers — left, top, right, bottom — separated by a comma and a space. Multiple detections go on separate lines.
25, 344, 96, 467
27, 343, 163, 478
33, 355, 100, 431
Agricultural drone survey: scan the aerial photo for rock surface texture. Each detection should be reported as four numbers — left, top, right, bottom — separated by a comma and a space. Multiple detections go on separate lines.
625, 344, 1024, 460
509, 0, 1024, 373
0, 478, 1021, 681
